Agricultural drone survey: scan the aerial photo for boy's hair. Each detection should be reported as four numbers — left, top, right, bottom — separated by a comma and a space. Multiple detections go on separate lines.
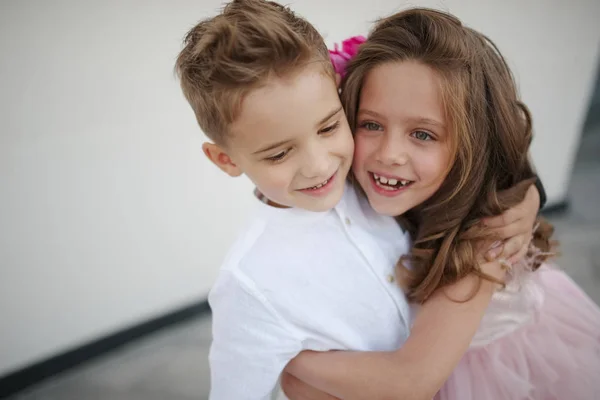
341, 8, 555, 303
175, 0, 333, 144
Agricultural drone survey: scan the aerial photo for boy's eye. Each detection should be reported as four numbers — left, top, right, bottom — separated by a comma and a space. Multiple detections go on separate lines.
266, 150, 289, 162
412, 130, 434, 141
360, 121, 383, 131
319, 121, 340, 135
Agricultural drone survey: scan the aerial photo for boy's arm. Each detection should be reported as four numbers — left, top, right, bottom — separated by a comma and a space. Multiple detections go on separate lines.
209, 271, 301, 400
284, 260, 505, 400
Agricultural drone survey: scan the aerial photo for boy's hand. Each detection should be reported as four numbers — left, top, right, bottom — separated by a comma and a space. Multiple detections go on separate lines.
483, 183, 540, 264
281, 371, 340, 400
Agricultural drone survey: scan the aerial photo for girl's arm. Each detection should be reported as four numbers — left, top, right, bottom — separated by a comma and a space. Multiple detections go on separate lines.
284, 259, 505, 400
483, 182, 541, 263
283, 183, 538, 400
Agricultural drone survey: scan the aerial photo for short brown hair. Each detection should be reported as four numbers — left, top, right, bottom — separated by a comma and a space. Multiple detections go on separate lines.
175, 0, 333, 143
341, 8, 555, 302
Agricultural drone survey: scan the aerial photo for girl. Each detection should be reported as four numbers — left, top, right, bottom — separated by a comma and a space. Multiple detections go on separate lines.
179, 2, 544, 398
282, 8, 600, 400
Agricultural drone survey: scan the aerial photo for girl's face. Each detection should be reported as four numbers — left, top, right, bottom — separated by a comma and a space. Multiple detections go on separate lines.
352, 60, 453, 217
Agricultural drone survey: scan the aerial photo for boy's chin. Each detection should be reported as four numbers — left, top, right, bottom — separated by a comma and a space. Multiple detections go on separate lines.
295, 190, 344, 212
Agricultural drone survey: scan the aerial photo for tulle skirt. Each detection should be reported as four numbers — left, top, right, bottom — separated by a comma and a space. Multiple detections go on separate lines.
436, 266, 600, 400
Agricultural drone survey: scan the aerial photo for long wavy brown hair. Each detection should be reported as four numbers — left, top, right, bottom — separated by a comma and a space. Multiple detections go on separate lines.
341, 8, 555, 303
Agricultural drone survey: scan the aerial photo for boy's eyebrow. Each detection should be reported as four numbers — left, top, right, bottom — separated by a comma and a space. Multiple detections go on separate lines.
253, 139, 294, 155
317, 106, 343, 126
253, 107, 343, 155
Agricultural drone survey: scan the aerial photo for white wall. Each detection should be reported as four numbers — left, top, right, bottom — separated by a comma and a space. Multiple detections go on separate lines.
1, 0, 598, 376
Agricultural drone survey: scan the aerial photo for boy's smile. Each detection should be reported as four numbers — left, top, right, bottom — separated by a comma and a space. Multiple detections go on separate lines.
218, 64, 354, 212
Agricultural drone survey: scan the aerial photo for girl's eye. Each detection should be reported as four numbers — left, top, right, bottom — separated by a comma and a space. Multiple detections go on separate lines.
360, 121, 383, 131
412, 130, 434, 141
319, 121, 340, 135
266, 150, 289, 163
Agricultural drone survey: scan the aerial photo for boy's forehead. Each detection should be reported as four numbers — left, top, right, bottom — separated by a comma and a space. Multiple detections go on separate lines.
229, 66, 341, 150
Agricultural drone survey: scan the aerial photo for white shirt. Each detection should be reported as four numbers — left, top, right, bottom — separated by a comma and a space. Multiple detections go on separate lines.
208, 185, 412, 400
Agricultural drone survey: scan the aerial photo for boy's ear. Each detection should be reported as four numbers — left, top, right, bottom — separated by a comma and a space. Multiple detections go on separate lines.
202, 142, 242, 177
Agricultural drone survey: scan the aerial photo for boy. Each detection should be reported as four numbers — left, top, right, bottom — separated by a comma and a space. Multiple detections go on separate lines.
175, 1, 542, 398
176, 1, 410, 398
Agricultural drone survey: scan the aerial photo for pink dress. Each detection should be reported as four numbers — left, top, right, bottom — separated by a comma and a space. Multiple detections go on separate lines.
436, 262, 600, 399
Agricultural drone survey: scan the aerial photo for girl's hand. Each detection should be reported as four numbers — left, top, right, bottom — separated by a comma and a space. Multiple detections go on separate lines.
483, 183, 540, 264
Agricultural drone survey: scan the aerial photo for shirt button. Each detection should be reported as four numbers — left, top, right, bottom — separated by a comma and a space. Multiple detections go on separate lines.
345, 217, 351, 226
387, 274, 395, 283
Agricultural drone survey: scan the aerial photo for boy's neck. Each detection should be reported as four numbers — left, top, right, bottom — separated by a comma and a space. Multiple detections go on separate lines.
254, 188, 290, 209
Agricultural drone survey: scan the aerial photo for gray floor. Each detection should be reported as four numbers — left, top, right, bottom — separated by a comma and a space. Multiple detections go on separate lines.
9, 127, 600, 400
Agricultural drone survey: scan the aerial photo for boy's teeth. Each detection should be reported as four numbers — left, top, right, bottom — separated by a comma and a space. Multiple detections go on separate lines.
309, 178, 328, 189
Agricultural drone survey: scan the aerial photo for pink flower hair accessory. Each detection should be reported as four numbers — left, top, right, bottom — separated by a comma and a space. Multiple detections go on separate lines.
329, 35, 366, 78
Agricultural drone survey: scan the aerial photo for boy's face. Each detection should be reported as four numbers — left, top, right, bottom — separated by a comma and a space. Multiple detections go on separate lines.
208, 64, 354, 212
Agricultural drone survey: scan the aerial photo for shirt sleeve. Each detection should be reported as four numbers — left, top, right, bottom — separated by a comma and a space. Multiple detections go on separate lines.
208, 270, 302, 400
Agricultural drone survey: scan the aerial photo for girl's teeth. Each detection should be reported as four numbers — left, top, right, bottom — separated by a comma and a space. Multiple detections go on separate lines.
376, 181, 396, 190
373, 173, 412, 188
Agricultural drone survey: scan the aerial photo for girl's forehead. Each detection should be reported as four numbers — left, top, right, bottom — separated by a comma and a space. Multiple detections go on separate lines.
359, 61, 446, 123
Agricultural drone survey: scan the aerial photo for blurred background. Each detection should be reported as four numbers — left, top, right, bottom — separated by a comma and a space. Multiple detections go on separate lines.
1, 0, 599, 399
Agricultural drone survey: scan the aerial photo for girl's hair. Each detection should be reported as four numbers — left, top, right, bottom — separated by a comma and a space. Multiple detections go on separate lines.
341, 8, 555, 303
